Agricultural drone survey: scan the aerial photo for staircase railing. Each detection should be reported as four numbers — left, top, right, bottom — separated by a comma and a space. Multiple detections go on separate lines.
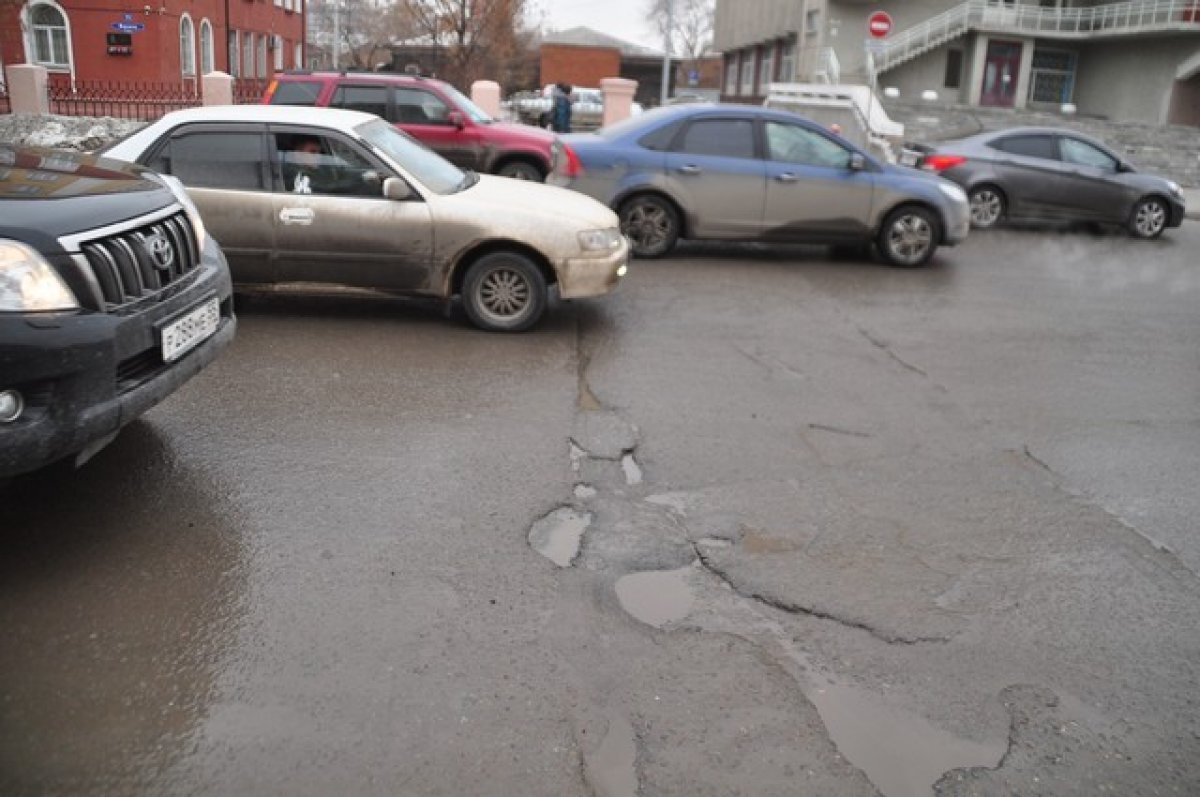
875, 0, 1200, 75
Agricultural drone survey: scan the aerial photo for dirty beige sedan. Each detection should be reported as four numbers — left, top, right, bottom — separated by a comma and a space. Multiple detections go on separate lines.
104, 106, 628, 332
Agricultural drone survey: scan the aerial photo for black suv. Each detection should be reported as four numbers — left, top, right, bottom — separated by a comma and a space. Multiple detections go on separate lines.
0, 146, 236, 478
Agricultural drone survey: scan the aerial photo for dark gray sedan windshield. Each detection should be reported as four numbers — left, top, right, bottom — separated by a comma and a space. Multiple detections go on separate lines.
356, 118, 466, 195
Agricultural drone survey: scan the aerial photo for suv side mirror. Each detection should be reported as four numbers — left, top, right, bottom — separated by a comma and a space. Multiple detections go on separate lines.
849, 153, 866, 171
383, 177, 413, 200
447, 111, 466, 130
1117, 160, 1134, 173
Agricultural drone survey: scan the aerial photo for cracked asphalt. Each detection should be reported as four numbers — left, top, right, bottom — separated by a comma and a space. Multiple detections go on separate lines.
3, 222, 1199, 796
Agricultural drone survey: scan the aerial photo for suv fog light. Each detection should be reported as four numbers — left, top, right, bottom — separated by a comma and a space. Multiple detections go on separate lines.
0, 389, 23, 423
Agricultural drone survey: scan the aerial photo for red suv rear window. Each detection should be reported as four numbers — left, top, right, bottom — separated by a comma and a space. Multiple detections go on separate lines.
269, 81, 322, 106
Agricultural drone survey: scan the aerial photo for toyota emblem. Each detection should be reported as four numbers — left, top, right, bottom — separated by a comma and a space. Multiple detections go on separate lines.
145, 233, 174, 271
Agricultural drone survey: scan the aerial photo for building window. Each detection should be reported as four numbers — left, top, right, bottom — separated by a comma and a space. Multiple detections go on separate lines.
274, 37, 284, 71
944, 48, 963, 89
1030, 48, 1076, 104
759, 46, 774, 92
229, 30, 240, 77
779, 41, 796, 83
740, 50, 756, 95
180, 14, 196, 77
257, 34, 268, 77
26, 2, 71, 69
294, 42, 303, 69
244, 32, 255, 78
805, 9, 820, 36
199, 20, 214, 74
725, 58, 737, 95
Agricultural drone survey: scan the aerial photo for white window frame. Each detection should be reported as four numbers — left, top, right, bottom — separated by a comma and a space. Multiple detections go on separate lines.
243, 31, 255, 78
274, 36, 284, 70
199, 19, 214, 75
294, 42, 303, 69
229, 30, 240, 77
780, 41, 796, 83
257, 34, 267, 77
759, 46, 774, 91
724, 58, 737, 95
740, 50, 756, 95
179, 14, 196, 77
23, 0, 74, 72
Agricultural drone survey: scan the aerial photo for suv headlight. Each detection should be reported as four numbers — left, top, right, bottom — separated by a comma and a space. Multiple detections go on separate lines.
578, 228, 622, 252
0, 239, 80, 312
159, 174, 208, 251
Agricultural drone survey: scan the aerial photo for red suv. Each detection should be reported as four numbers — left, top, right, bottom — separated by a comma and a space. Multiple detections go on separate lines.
263, 71, 561, 181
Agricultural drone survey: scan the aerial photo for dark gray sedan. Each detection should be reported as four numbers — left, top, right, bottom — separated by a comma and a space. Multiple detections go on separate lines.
917, 127, 1187, 238
552, 105, 970, 267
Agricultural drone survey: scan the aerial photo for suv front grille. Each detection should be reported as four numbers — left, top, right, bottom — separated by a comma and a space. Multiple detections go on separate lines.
79, 212, 199, 310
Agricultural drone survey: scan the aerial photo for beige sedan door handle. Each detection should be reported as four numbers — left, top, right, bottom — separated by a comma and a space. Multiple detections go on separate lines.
775, 173, 800, 183
280, 207, 315, 226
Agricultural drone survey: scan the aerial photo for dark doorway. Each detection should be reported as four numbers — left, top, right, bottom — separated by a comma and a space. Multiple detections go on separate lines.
981, 40, 1022, 107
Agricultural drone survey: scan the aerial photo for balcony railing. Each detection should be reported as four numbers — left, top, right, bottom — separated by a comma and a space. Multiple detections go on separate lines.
875, 0, 1200, 74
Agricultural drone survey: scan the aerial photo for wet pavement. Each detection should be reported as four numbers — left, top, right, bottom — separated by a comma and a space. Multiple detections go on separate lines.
3, 221, 1199, 795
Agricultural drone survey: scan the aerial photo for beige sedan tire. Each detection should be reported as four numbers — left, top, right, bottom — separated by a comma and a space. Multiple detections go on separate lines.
462, 251, 548, 333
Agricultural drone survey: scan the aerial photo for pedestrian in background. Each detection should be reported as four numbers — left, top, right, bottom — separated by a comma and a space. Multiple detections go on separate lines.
552, 83, 573, 134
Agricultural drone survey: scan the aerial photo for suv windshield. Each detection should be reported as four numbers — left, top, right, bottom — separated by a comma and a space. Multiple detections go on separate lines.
441, 84, 494, 124
355, 118, 469, 195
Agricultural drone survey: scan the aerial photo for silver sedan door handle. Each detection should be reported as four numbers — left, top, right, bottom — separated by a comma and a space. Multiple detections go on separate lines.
775, 173, 800, 183
279, 207, 315, 226
678, 164, 701, 175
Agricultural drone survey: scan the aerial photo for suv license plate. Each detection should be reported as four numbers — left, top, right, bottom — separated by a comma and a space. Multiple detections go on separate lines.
161, 297, 220, 363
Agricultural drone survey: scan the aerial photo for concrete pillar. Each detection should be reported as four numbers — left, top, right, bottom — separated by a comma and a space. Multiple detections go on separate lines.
1013, 38, 1035, 110
202, 72, 234, 105
601, 77, 638, 127
967, 34, 989, 106
471, 80, 501, 118
4, 64, 50, 115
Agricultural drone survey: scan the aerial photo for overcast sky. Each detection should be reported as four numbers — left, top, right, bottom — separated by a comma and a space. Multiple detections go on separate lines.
535, 0, 664, 50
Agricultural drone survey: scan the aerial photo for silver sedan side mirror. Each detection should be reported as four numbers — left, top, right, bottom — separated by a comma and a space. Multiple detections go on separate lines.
849, 153, 866, 171
383, 177, 413, 200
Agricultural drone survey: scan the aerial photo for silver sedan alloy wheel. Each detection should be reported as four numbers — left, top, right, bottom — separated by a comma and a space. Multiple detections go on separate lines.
476, 266, 531, 322
1133, 199, 1167, 238
624, 202, 673, 255
885, 212, 934, 266
969, 187, 1003, 227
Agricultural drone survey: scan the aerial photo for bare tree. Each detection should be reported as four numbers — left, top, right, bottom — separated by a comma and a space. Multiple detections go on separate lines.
308, 0, 415, 71
646, 0, 715, 62
396, 0, 533, 88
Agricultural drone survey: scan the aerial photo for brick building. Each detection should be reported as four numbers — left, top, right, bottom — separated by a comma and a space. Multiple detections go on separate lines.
1, 0, 304, 89
540, 27, 679, 108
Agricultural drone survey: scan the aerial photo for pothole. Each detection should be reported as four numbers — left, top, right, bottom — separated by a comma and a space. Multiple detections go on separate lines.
615, 565, 695, 628
583, 711, 639, 797
528, 507, 592, 568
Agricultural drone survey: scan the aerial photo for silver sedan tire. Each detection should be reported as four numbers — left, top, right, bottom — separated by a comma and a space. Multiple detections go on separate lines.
619, 194, 680, 258
968, 185, 1005, 229
462, 252, 548, 333
1129, 197, 1168, 240
877, 206, 939, 268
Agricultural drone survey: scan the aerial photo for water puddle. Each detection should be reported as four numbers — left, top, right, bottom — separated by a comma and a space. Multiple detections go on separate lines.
528, 508, 592, 568
583, 711, 639, 797
615, 566, 695, 628
621, 453, 643, 485
805, 679, 1004, 797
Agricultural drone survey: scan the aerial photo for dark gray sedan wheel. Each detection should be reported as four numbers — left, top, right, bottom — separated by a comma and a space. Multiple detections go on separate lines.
968, 185, 1005, 228
496, 161, 544, 181
462, 252, 547, 333
877, 206, 939, 268
1129, 197, 1168, 239
619, 194, 680, 258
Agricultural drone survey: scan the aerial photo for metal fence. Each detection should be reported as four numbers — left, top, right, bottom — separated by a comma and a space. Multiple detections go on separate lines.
47, 77, 202, 120
233, 78, 269, 105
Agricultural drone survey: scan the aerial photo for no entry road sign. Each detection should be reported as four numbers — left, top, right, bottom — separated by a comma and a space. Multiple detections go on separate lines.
868, 11, 893, 39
